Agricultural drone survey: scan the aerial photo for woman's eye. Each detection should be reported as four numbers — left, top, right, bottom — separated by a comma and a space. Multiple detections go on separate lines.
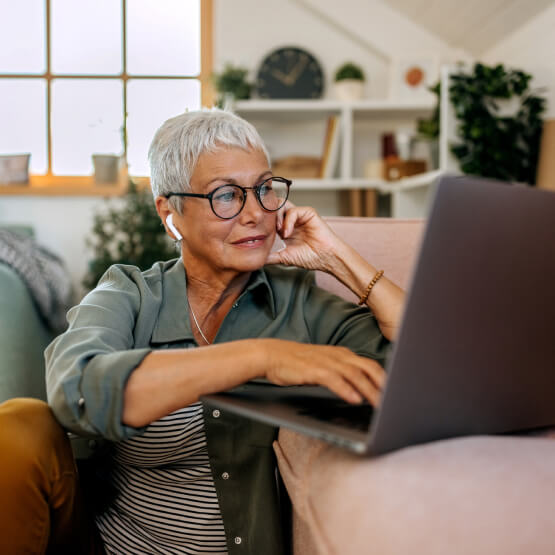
213, 187, 239, 202
259, 184, 272, 197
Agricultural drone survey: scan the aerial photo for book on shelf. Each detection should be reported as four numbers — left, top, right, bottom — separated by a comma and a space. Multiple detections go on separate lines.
319, 115, 340, 179
537, 119, 555, 190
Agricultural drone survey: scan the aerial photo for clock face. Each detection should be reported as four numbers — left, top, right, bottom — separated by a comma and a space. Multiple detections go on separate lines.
256, 47, 324, 99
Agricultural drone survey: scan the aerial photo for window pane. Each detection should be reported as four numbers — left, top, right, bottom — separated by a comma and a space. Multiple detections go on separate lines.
0, 0, 45, 73
51, 79, 123, 175
51, 0, 122, 74
127, 79, 200, 175
127, 0, 200, 76
0, 79, 47, 173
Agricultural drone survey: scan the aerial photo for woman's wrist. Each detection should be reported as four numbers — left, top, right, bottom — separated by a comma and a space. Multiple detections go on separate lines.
325, 238, 377, 297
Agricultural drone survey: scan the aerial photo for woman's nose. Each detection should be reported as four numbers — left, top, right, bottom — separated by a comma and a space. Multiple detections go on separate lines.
240, 189, 265, 221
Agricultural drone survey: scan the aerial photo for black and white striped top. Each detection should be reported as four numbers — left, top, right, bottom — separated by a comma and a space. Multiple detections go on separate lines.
96, 401, 228, 554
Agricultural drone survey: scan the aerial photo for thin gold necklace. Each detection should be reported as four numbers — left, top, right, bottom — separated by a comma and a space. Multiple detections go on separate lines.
187, 297, 211, 345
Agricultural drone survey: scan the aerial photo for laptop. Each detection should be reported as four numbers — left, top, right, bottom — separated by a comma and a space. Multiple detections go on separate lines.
202, 175, 555, 455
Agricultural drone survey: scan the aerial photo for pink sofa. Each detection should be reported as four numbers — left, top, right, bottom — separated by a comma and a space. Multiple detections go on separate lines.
274, 217, 555, 555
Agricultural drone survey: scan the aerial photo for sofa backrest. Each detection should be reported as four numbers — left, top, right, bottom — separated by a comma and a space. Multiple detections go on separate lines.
317, 217, 425, 302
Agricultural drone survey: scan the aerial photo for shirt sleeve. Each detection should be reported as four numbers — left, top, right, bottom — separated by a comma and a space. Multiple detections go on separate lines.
45, 265, 155, 441
301, 270, 392, 366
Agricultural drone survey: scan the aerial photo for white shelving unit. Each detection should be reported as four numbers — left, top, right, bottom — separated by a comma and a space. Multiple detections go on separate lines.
234, 98, 443, 218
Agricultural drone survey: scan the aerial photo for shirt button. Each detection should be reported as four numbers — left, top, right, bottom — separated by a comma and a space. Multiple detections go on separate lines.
232, 303, 238, 309
234, 536, 242, 545
222, 471, 230, 480
78, 397, 85, 409
212, 409, 220, 418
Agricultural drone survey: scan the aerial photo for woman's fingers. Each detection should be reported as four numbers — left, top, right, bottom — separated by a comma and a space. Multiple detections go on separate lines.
280, 204, 317, 239
312, 365, 381, 407
316, 370, 364, 404
265, 341, 386, 407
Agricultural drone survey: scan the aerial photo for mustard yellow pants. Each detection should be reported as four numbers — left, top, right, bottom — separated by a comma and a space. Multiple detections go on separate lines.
0, 398, 104, 554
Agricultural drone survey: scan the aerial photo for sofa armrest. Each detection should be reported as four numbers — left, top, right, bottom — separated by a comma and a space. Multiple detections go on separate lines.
0, 263, 53, 403
275, 428, 555, 555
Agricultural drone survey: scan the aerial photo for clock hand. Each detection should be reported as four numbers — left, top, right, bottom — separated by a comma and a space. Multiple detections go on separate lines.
286, 57, 309, 85
271, 69, 292, 85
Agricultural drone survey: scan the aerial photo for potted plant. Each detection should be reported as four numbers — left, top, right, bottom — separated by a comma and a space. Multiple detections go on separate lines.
92, 154, 122, 184
212, 63, 252, 109
449, 62, 546, 184
82, 180, 176, 290
90, 117, 126, 184
333, 62, 365, 101
0, 153, 31, 184
416, 82, 440, 168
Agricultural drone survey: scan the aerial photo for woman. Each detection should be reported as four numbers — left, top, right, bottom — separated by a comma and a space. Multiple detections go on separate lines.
0, 108, 404, 554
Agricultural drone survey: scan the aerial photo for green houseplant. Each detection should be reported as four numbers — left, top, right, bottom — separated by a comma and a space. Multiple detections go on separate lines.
334, 62, 365, 82
417, 82, 440, 141
416, 82, 441, 169
82, 180, 177, 291
449, 63, 545, 184
415, 63, 546, 183
212, 63, 252, 108
334, 62, 365, 101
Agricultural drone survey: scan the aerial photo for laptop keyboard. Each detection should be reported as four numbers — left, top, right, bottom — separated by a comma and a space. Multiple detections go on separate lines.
294, 398, 374, 432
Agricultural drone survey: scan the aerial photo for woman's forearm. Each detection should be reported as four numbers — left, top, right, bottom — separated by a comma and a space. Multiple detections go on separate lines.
122, 340, 263, 427
326, 240, 405, 341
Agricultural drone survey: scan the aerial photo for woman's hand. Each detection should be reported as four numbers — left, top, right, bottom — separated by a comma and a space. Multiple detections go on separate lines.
266, 202, 345, 273
265, 202, 405, 342
260, 339, 385, 407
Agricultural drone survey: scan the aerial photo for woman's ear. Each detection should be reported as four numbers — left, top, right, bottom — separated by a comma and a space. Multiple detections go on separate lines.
166, 214, 183, 240
155, 197, 182, 241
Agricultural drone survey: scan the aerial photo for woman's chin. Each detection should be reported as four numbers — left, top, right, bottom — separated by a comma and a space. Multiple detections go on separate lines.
229, 248, 271, 272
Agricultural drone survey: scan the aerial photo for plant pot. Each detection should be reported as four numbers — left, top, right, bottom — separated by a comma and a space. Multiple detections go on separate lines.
0, 153, 31, 185
333, 79, 365, 101
486, 96, 521, 118
92, 154, 120, 184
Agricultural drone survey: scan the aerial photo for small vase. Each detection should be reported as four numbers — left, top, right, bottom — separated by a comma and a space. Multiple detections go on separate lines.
333, 80, 365, 101
92, 154, 120, 184
0, 153, 30, 184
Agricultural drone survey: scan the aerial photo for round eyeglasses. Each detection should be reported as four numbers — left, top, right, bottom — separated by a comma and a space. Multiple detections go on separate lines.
164, 176, 292, 220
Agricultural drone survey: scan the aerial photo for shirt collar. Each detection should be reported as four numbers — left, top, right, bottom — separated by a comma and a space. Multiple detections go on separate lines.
150, 260, 276, 345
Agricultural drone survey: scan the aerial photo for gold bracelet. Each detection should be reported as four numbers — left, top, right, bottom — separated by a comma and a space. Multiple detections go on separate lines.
358, 270, 384, 305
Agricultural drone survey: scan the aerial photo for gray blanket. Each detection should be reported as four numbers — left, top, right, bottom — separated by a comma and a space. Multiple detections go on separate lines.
0, 229, 73, 333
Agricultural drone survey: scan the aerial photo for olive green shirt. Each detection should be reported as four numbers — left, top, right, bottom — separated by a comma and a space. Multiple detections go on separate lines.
45, 258, 390, 554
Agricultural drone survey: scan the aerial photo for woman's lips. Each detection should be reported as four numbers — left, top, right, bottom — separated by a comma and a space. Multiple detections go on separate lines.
231, 235, 268, 248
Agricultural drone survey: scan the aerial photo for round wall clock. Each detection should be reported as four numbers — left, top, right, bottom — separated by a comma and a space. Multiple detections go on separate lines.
256, 47, 324, 99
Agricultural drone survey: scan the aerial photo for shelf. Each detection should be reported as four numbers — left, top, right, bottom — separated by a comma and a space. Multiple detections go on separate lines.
234, 98, 435, 120
235, 99, 343, 113
289, 171, 442, 191
372, 170, 443, 193
233, 96, 443, 218
235, 98, 434, 111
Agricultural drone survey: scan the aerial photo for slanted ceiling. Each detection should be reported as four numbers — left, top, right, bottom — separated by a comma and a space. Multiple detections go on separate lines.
383, 0, 555, 56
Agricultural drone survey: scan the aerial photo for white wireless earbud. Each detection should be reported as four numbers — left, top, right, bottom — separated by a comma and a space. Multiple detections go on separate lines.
166, 214, 183, 241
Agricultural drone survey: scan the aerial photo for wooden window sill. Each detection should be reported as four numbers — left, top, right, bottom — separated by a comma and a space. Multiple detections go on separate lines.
0, 170, 149, 197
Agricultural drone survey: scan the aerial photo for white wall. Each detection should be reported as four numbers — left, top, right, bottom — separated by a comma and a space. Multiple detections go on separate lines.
213, 0, 460, 99
482, 2, 555, 117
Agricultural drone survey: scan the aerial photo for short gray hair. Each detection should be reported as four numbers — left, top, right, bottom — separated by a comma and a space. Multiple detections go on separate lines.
148, 108, 270, 213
